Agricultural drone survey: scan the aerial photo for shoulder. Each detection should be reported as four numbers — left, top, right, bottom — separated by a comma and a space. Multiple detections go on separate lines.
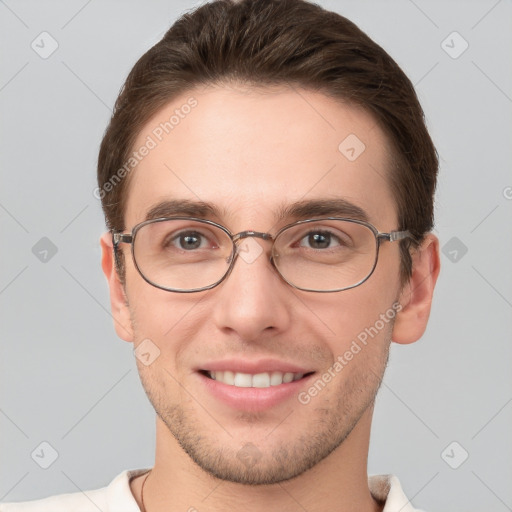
368, 474, 427, 512
0, 468, 150, 512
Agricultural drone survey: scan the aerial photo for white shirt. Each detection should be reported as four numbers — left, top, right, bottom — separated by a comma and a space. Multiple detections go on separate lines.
0, 468, 425, 511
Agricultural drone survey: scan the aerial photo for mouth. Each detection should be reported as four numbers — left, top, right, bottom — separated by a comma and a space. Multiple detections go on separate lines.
198, 369, 316, 388
195, 357, 318, 411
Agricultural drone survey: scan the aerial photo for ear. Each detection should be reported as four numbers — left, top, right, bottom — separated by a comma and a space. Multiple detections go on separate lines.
391, 233, 440, 344
100, 232, 134, 342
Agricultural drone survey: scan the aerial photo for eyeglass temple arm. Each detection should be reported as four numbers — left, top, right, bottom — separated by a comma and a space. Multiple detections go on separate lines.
378, 230, 413, 242
111, 233, 134, 275
112, 233, 133, 247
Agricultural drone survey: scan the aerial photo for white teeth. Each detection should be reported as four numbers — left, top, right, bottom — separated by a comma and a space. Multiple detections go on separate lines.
222, 370, 235, 385
270, 371, 284, 386
207, 370, 307, 388
252, 373, 270, 388
233, 373, 252, 387
282, 372, 294, 383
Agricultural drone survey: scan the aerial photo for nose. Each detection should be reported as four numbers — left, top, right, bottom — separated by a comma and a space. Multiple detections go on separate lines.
211, 236, 292, 342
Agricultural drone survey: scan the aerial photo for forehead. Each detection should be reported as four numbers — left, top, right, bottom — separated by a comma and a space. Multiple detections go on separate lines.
124, 85, 397, 230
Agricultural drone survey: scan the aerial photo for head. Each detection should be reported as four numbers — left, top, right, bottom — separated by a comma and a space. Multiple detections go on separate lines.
99, 0, 440, 485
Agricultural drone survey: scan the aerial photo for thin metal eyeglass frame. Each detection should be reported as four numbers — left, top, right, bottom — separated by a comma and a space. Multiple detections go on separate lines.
112, 216, 412, 293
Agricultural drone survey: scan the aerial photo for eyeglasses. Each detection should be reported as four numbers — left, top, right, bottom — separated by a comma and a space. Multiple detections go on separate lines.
112, 217, 412, 293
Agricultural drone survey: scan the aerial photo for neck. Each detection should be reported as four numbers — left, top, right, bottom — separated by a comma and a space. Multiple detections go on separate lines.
134, 406, 383, 512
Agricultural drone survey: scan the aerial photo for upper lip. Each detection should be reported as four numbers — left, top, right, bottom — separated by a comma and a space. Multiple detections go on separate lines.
197, 358, 315, 374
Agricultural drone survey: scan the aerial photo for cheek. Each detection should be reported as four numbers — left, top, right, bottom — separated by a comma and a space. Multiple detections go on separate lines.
305, 290, 398, 384
126, 262, 185, 333
132, 298, 199, 337
310, 284, 398, 348
126, 278, 210, 365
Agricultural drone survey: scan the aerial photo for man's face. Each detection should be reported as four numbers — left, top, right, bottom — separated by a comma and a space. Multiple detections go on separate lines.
114, 85, 405, 484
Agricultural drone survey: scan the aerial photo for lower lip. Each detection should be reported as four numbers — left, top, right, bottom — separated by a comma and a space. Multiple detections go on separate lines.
197, 371, 315, 412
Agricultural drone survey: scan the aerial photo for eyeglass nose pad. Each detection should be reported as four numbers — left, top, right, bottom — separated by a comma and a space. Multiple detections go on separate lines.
225, 244, 239, 266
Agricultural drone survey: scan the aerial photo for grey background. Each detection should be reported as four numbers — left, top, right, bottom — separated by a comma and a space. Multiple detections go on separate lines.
1, 0, 511, 511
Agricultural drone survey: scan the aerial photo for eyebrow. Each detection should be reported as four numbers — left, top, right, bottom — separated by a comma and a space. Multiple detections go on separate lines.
144, 199, 222, 221
143, 198, 370, 225
276, 198, 370, 223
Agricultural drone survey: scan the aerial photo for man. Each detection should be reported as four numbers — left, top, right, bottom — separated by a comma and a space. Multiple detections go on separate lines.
1, 0, 440, 510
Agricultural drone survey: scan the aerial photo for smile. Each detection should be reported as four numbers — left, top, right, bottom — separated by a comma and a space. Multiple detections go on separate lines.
201, 370, 314, 388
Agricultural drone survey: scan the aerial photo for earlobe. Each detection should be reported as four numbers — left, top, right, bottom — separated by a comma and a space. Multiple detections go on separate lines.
100, 232, 134, 342
391, 233, 440, 345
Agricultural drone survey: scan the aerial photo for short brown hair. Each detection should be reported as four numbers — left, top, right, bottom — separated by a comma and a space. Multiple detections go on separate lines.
97, 0, 438, 287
